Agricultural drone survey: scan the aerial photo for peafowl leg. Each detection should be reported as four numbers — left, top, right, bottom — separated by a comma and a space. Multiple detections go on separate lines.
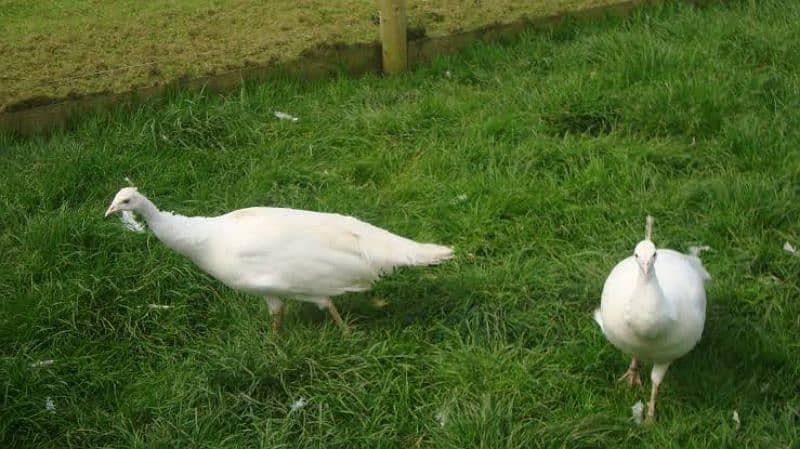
645, 362, 671, 424
619, 358, 643, 388
266, 297, 284, 333
319, 298, 349, 334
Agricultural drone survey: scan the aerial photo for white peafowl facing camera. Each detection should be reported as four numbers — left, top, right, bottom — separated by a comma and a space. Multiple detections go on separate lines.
594, 216, 710, 423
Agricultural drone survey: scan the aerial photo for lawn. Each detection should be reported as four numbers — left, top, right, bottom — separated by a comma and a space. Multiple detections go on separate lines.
1, 0, 799, 447
0, 0, 618, 112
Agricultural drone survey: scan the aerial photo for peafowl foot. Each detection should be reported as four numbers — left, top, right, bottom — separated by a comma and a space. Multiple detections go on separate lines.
618, 358, 643, 389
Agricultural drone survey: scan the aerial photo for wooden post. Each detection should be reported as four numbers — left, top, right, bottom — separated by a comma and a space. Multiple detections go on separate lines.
379, 0, 407, 74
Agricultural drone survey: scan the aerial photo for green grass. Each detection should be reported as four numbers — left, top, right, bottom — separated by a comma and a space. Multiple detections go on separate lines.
0, 0, 615, 111
2, 0, 800, 447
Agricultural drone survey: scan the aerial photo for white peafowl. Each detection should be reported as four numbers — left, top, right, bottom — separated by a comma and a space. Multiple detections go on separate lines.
594, 216, 710, 423
105, 187, 453, 333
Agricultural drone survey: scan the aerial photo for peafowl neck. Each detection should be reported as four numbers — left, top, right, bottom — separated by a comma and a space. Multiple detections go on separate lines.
137, 197, 212, 259
135, 196, 160, 222
624, 270, 677, 340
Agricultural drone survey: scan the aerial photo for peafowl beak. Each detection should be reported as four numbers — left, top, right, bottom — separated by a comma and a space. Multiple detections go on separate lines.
642, 257, 656, 276
105, 204, 119, 217
636, 257, 654, 277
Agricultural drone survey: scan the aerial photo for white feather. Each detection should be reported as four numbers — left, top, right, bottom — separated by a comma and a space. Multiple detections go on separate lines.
593, 308, 604, 332
274, 111, 299, 122
120, 210, 145, 233
147, 304, 172, 310
290, 398, 307, 412
631, 400, 644, 425
30, 359, 55, 368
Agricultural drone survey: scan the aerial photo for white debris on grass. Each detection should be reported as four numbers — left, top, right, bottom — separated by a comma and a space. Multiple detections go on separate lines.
733, 410, 741, 431
120, 210, 146, 233
631, 400, 644, 425
30, 359, 55, 368
689, 245, 712, 257
45, 397, 56, 413
434, 411, 446, 427
290, 397, 307, 412
451, 193, 468, 204
783, 241, 797, 255
445, 70, 452, 78
274, 111, 299, 122
147, 304, 173, 310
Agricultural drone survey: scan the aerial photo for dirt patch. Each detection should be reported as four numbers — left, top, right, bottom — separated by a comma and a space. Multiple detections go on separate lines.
0, 0, 620, 112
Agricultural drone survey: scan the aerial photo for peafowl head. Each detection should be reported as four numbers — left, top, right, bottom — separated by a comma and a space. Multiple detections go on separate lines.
105, 187, 144, 217
634, 240, 657, 277
633, 215, 657, 277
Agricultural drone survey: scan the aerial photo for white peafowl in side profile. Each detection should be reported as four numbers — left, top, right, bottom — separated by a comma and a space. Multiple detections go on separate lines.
104, 187, 453, 333
594, 216, 710, 423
